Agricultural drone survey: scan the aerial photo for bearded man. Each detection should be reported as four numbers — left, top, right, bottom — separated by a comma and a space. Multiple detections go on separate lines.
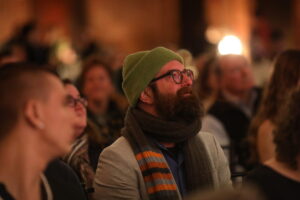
93, 47, 231, 200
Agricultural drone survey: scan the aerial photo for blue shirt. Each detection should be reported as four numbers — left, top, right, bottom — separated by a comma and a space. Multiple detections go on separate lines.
155, 142, 187, 196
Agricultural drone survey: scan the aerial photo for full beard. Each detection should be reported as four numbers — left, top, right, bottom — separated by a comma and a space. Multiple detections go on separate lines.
153, 86, 204, 123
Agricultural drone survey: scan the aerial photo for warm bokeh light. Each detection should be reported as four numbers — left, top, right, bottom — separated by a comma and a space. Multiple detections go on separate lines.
217, 35, 243, 55
205, 26, 224, 44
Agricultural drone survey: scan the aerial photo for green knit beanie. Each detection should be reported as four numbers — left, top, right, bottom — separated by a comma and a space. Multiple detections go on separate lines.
122, 47, 183, 106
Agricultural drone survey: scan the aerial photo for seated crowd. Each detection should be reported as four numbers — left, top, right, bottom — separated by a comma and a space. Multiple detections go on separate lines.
1, 44, 300, 200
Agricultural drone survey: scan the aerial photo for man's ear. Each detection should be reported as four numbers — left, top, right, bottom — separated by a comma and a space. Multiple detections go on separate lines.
139, 86, 154, 105
24, 100, 45, 130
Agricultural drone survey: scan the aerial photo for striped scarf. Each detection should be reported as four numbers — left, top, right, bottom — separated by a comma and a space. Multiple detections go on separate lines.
122, 108, 213, 200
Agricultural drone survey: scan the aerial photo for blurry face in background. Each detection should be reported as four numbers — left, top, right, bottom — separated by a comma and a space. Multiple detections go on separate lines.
65, 84, 87, 137
219, 55, 254, 95
82, 65, 113, 103
208, 67, 219, 92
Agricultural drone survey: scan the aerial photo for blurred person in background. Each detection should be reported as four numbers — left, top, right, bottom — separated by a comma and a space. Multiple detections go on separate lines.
248, 49, 300, 165
194, 55, 227, 156
201, 54, 262, 174
245, 87, 300, 200
0, 63, 77, 200
7, 22, 52, 65
64, 79, 87, 137
0, 42, 28, 65
62, 79, 99, 199
43, 79, 88, 200
77, 58, 127, 171
194, 55, 220, 111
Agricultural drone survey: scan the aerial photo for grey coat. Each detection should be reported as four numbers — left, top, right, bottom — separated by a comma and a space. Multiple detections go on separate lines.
93, 131, 231, 200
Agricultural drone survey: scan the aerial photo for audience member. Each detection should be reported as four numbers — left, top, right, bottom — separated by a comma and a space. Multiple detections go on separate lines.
43, 79, 88, 200
77, 58, 127, 171
194, 55, 220, 111
62, 80, 97, 199
93, 47, 231, 200
64, 79, 87, 138
202, 54, 262, 173
245, 87, 300, 200
0, 63, 77, 200
0, 42, 28, 65
248, 50, 300, 164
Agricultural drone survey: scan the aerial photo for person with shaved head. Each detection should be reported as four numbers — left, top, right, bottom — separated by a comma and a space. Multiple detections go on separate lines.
0, 63, 78, 200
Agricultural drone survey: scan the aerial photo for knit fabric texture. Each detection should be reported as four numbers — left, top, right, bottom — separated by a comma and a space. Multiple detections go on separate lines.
122, 47, 183, 106
122, 108, 214, 200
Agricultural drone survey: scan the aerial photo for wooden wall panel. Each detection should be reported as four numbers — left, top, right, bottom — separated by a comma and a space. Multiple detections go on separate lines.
0, 0, 32, 43
86, 0, 180, 53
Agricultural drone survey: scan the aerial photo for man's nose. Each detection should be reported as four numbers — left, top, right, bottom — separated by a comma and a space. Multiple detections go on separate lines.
181, 73, 193, 87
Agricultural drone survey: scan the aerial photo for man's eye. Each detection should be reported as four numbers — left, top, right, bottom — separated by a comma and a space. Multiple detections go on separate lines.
172, 72, 181, 78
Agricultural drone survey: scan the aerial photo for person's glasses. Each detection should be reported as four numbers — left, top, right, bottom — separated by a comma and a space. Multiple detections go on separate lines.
67, 96, 88, 108
151, 69, 194, 84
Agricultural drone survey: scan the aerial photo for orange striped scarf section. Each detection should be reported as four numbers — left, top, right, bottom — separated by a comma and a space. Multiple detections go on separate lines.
135, 149, 180, 199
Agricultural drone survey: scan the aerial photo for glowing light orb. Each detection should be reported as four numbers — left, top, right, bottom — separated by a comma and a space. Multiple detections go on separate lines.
218, 35, 243, 55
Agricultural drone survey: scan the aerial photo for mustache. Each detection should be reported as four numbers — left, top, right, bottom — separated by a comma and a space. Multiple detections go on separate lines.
177, 86, 193, 97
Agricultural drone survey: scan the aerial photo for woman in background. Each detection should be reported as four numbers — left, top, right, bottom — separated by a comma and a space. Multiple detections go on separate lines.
248, 49, 300, 164
77, 58, 127, 171
194, 55, 220, 111
245, 87, 300, 200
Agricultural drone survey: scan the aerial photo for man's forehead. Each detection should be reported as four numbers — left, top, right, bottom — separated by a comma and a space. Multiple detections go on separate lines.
156, 60, 184, 76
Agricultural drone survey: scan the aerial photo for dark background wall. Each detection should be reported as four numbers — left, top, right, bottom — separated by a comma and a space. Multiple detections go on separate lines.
0, 0, 299, 55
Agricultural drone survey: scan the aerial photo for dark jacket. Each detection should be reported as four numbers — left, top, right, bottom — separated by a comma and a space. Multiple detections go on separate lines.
44, 159, 87, 200
208, 87, 262, 170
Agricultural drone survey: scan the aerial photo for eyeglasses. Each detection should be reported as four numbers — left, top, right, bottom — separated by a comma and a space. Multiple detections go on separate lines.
151, 69, 194, 84
67, 96, 88, 108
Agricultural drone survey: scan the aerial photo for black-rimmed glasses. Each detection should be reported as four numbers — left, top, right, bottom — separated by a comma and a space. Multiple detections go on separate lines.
151, 69, 194, 84
67, 96, 88, 108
